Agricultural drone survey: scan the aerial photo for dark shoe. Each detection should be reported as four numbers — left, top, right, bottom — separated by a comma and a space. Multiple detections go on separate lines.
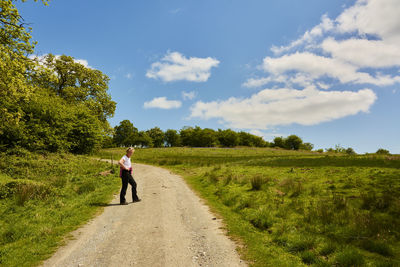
120, 201, 128, 205
132, 198, 141, 203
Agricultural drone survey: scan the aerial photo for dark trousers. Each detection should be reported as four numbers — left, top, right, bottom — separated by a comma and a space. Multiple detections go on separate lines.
120, 170, 139, 203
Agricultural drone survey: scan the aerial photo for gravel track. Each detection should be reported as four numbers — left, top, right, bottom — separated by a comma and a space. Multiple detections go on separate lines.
41, 163, 246, 267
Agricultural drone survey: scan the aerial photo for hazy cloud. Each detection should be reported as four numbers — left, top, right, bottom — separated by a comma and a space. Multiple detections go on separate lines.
182, 91, 197, 100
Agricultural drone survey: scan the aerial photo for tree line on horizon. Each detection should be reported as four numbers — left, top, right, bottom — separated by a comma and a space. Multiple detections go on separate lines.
106, 120, 315, 151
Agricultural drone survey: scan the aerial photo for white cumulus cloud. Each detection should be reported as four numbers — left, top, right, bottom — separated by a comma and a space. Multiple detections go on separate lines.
321, 37, 400, 68
146, 51, 220, 82
144, 97, 182, 109
190, 87, 376, 129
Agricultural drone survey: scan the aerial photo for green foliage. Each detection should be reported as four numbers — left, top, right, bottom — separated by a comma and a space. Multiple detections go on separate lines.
272, 135, 311, 151
164, 129, 181, 147
0, 2, 115, 154
110, 123, 305, 150
0, 0, 36, 136
217, 129, 239, 147
284, 135, 303, 150
136, 131, 153, 147
113, 120, 138, 147
345, 147, 356, 155
300, 142, 314, 151
32, 54, 115, 123
146, 127, 165, 147
376, 148, 390, 155
273, 136, 285, 148
238, 131, 268, 147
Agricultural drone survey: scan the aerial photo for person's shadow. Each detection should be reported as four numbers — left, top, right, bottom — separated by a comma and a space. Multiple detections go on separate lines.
90, 202, 125, 207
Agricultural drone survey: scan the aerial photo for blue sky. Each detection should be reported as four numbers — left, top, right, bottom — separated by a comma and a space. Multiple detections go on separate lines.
17, 0, 400, 153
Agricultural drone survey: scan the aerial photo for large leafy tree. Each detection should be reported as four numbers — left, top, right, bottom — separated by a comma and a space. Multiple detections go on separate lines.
1, 1, 116, 154
32, 54, 116, 125
0, 0, 45, 136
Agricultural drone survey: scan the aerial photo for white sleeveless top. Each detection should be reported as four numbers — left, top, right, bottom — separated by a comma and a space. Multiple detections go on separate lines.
121, 155, 131, 169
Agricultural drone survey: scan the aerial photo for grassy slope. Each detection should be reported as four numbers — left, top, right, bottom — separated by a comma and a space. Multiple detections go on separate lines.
99, 147, 400, 267
0, 150, 120, 267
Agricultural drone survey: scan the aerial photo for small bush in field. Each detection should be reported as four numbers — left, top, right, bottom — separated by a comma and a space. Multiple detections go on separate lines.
249, 207, 274, 230
250, 174, 265, 190
14, 182, 54, 206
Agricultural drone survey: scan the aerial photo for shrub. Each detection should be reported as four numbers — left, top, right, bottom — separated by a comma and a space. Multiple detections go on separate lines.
376, 148, 390, 155
345, 147, 356, 155
250, 174, 265, 190
248, 207, 274, 230
14, 182, 54, 206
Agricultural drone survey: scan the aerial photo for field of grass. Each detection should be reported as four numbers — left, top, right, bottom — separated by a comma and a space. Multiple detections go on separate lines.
99, 147, 400, 266
0, 149, 120, 267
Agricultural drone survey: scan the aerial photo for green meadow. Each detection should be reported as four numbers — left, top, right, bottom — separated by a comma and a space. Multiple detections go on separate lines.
99, 147, 400, 266
0, 150, 120, 267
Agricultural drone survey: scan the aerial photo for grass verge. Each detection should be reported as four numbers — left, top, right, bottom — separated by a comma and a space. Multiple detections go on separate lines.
0, 149, 120, 267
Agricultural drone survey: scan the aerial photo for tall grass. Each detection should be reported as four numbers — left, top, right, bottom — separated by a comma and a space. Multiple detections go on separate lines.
0, 150, 120, 266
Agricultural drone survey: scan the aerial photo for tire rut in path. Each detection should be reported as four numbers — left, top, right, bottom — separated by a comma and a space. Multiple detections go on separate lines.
41, 163, 247, 267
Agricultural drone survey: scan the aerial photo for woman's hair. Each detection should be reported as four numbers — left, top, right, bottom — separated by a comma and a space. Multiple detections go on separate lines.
126, 147, 134, 153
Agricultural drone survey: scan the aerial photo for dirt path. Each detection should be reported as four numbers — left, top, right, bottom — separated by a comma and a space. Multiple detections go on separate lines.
41, 163, 246, 267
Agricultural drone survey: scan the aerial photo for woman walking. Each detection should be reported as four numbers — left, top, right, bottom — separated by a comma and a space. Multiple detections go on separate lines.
118, 147, 141, 205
